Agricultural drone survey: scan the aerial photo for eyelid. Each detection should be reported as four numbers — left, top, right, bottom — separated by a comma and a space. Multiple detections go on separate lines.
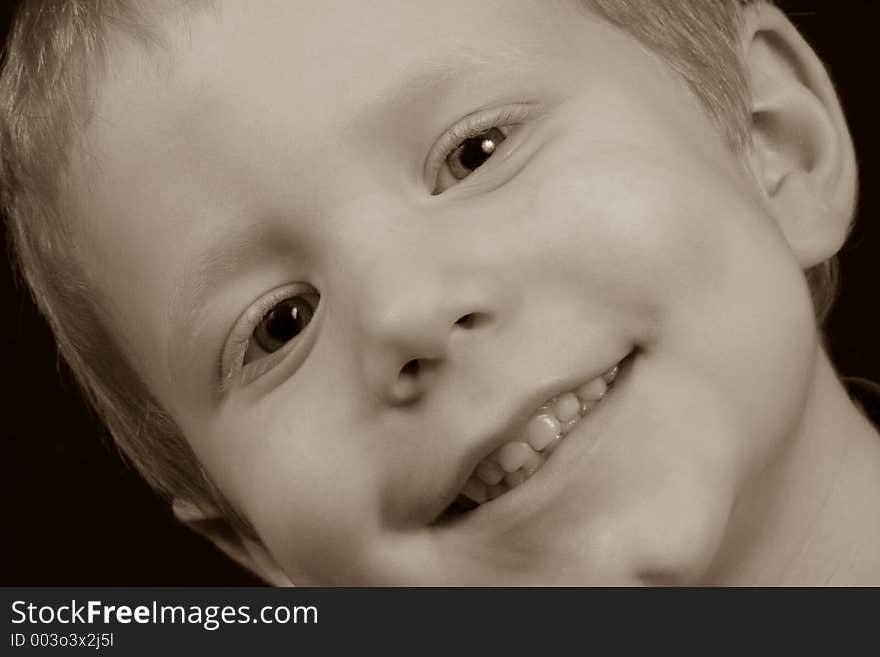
424, 102, 539, 192
219, 283, 316, 393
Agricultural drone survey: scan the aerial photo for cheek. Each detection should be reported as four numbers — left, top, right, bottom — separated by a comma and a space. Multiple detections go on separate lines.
507, 144, 819, 576
521, 135, 815, 353
514, 143, 732, 318
188, 397, 389, 582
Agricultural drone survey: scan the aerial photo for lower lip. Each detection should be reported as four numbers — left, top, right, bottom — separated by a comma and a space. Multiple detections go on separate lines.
440, 353, 636, 532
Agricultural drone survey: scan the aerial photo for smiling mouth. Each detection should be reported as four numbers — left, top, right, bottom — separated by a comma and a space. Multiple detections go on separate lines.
437, 358, 625, 522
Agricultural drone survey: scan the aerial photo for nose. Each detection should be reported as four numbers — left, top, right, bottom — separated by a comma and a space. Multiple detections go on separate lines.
355, 258, 500, 406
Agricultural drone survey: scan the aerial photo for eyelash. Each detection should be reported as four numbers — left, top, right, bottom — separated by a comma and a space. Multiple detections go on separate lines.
219, 284, 317, 392
427, 103, 536, 193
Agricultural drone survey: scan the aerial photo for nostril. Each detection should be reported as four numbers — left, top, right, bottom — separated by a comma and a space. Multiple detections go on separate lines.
392, 359, 426, 405
455, 313, 478, 329
400, 359, 421, 378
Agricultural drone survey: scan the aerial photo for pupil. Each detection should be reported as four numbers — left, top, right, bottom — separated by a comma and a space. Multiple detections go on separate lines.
267, 299, 310, 339
459, 135, 494, 171
449, 127, 505, 179
256, 296, 315, 352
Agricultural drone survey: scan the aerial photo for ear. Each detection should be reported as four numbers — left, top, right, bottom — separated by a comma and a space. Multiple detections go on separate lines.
743, 2, 857, 268
172, 499, 293, 586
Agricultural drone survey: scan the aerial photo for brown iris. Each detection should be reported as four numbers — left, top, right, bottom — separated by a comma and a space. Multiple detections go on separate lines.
446, 127, 506, 180
253, 295, 316, 353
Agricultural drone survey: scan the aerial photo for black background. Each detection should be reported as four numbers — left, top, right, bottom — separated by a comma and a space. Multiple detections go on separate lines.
3, 0, 879, 584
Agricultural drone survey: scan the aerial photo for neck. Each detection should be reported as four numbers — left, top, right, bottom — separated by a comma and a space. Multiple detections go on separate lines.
707, 346, 880, 585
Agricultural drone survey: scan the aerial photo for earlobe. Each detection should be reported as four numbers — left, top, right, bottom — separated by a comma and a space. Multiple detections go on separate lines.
743, 3, 857, 267
172, 499, 293, 586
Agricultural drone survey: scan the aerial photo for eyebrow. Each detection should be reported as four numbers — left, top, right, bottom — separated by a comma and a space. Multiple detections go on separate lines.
365, 44, 547, 117
165, 44, 546, 389
166, 219, 274, 388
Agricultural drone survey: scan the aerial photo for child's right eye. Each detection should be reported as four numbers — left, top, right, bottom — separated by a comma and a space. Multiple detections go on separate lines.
248, 294, 317, 358
220, 286, 320, 390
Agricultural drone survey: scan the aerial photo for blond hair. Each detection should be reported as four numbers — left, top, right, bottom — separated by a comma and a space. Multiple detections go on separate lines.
1, 0, 835, 519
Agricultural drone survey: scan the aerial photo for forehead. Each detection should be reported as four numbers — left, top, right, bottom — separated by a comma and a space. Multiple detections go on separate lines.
72, 0, 601, 253
122, 0, 584, 121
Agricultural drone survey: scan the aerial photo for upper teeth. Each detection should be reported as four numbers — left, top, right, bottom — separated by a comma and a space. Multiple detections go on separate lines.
453, 363, 620, 509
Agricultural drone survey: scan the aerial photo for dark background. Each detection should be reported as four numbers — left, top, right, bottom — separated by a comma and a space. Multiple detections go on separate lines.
3, 0, 879, 584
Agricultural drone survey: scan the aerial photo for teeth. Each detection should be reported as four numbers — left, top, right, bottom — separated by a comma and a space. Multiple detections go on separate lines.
525, 414, 562, 451
580, 398, 598, 415
498, 442, 539, 473
454, 361, 622, 513
576, 377, 607, 401
521, 450, 546, 476
461, 477, 489, 505
541, 434, 563, 455
487, 483, 508, 500
553, 392, 581, 423
505, 470, 526, 487
475, 459, 505, 486
603, 364, 619, 385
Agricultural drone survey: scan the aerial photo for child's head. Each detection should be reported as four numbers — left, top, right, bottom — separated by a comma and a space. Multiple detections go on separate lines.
2, 0, 860, 584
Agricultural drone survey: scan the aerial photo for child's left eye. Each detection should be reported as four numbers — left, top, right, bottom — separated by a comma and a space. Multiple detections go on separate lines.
428, 103, 535, 194
444, 126, 508, 183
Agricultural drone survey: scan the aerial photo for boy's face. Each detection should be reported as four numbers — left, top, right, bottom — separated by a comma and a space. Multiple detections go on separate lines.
71, 0, 820, 584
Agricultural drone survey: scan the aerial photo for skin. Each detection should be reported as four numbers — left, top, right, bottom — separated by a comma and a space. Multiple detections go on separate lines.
66, 0, 880, 584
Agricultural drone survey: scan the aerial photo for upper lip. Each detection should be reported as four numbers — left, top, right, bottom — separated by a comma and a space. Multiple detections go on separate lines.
430, 356, 625, 522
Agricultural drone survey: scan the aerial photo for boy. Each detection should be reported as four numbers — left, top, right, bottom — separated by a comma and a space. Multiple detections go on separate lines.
3, 0, 879, 585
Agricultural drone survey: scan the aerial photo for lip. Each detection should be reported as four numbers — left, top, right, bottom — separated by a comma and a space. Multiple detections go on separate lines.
431, 351, 634, 527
